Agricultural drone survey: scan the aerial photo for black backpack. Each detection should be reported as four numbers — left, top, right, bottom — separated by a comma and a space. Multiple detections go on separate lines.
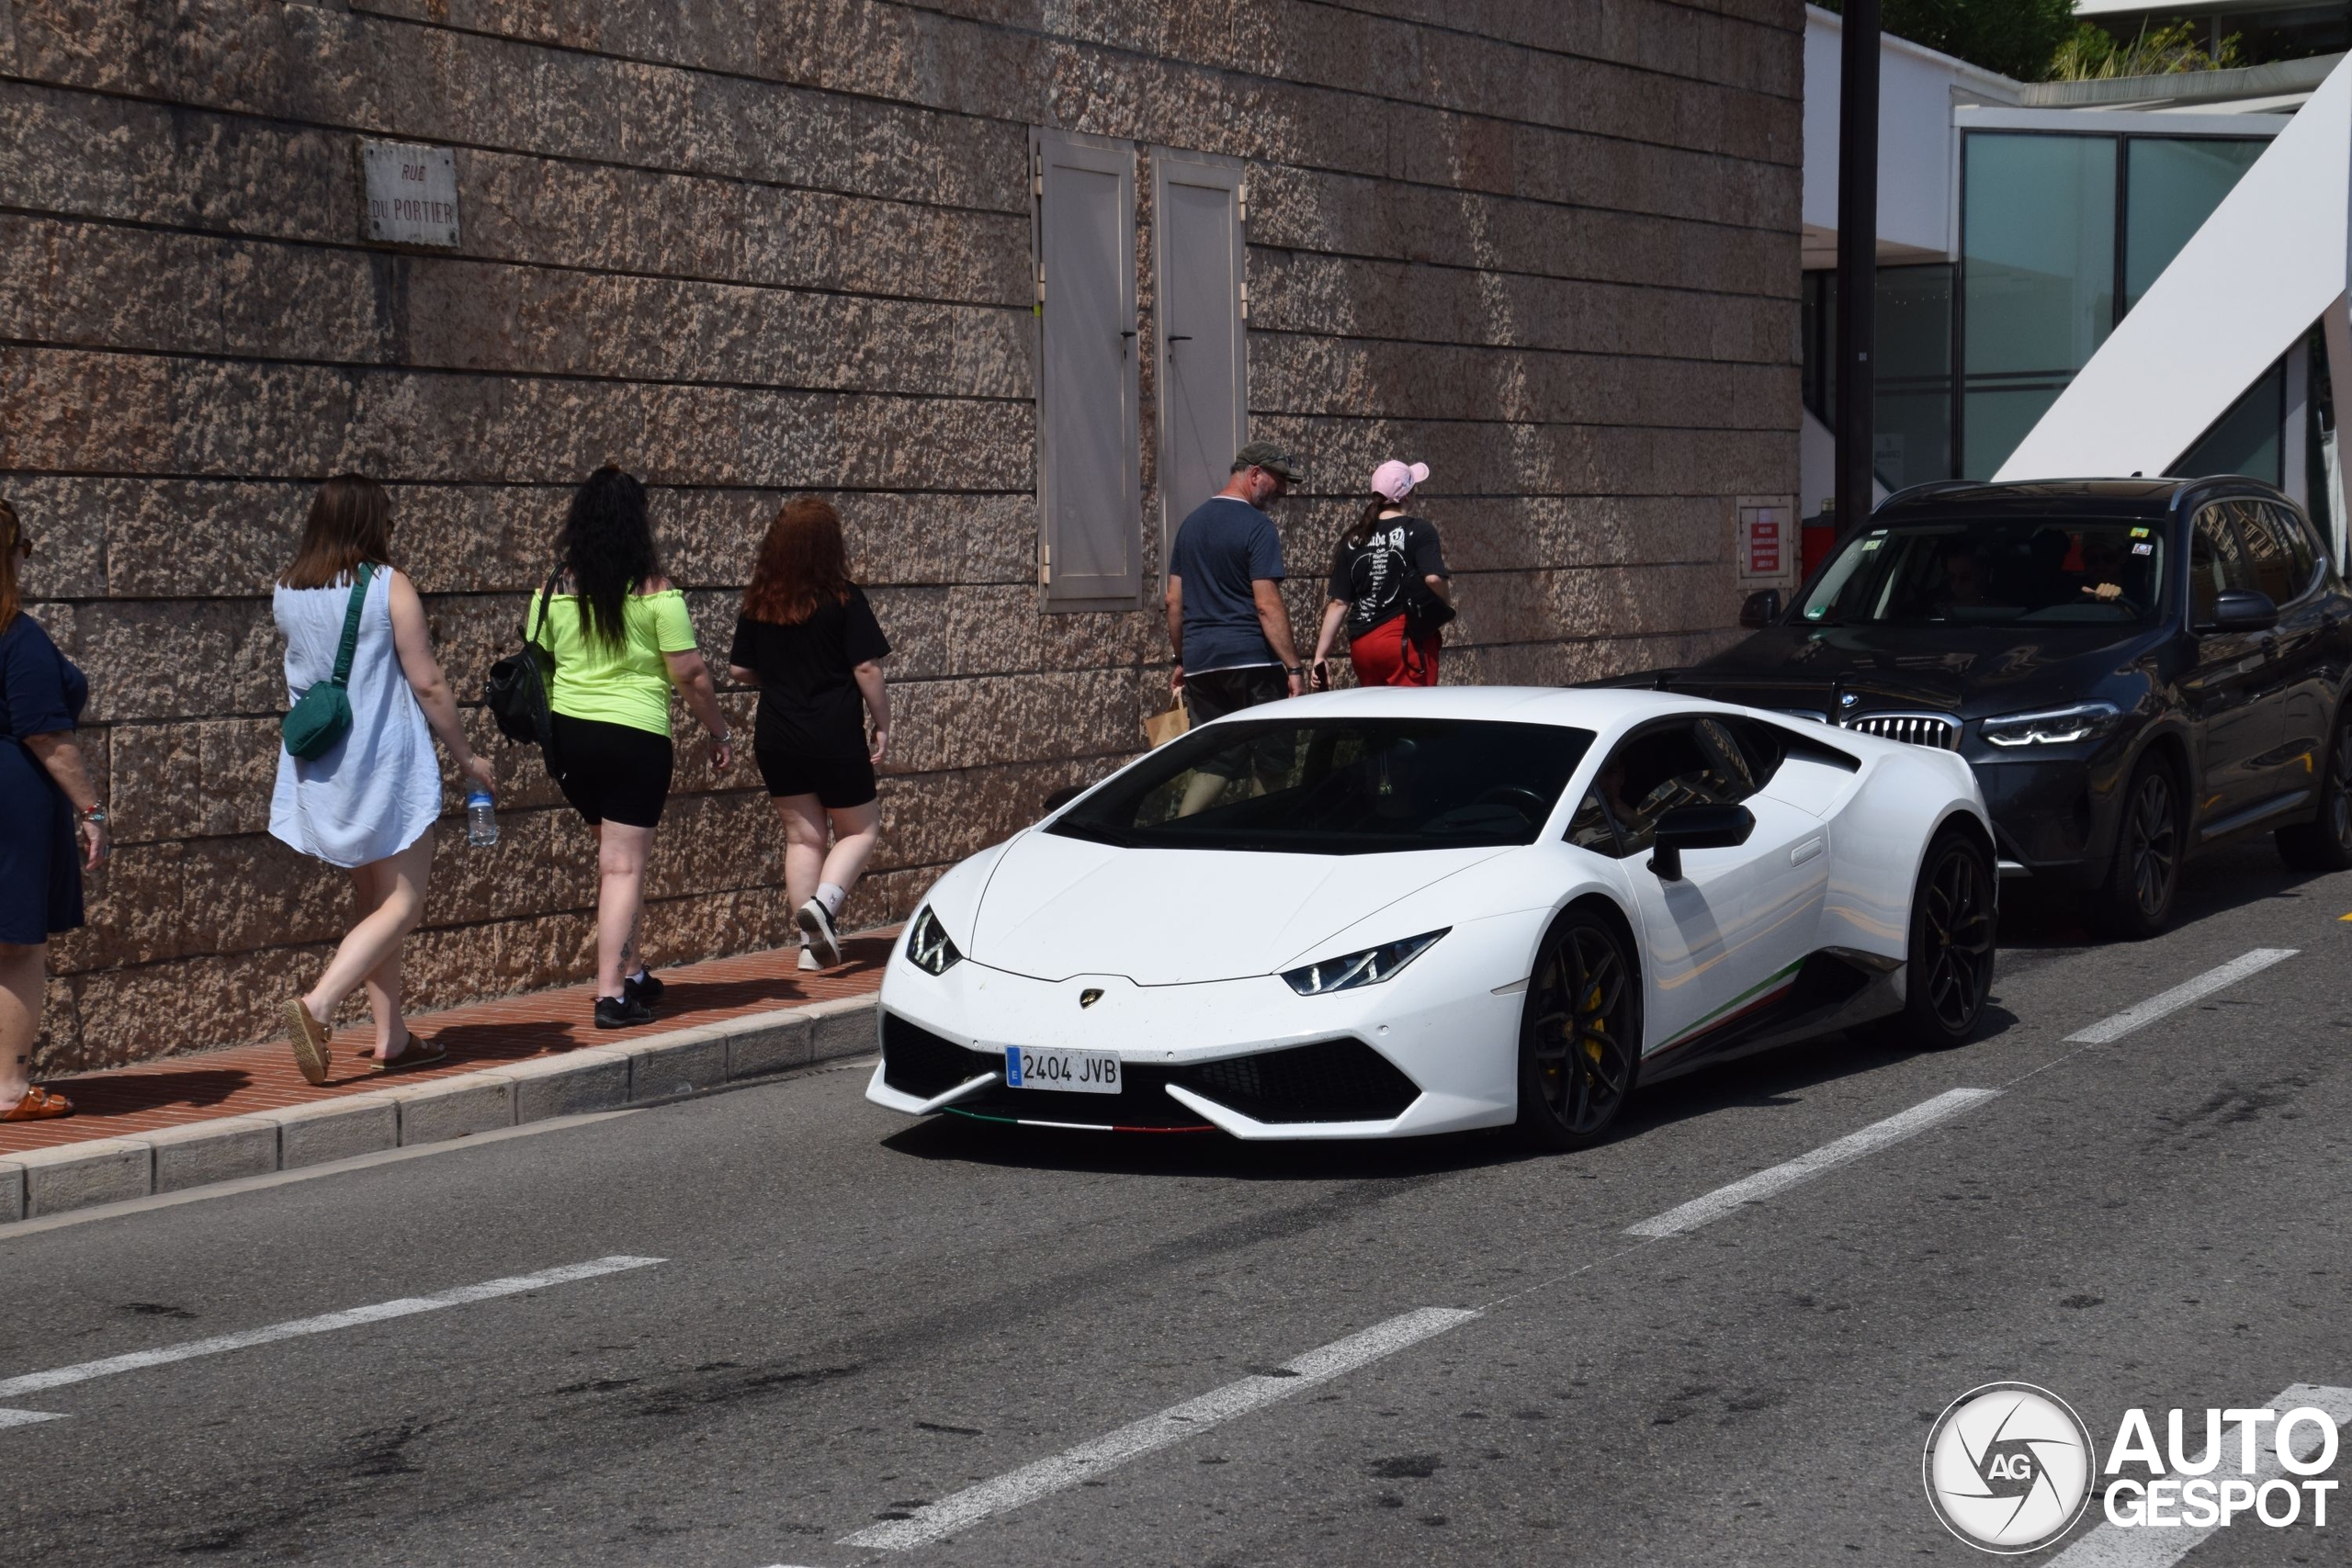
484, 574, 559, 747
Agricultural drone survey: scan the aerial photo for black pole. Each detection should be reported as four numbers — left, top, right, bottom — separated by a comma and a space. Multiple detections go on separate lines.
1835, 0, 1880, 537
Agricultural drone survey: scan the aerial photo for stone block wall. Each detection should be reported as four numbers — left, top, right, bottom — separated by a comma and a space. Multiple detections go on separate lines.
1, 0, 1802, 1070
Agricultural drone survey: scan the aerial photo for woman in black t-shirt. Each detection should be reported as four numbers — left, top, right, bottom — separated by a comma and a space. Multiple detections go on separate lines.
728, 497, 891, 972
1310, 459, 1452, 688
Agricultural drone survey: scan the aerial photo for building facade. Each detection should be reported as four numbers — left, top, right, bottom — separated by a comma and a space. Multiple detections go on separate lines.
1800, 8, 2341, 542
2, 1, 1802, 1071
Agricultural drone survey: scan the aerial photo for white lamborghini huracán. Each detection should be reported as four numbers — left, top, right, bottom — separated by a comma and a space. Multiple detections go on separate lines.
868, 687, 1996, 1148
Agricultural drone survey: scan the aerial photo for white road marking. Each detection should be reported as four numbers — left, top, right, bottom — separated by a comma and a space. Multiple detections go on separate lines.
2046, 1382, 2352, 1566
1626, 1088, 2000, 1238
0, 1255, 662, 1403
839, 1306, 1480, 1551
2064, 948, 2297, 1043
0, 1408, 64, 1428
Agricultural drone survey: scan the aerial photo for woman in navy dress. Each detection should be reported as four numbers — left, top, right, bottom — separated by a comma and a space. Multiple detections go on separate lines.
0, 498, 108, 1122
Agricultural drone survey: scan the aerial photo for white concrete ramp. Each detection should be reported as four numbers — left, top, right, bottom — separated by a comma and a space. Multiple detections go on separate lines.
1996, 55, 2352, 483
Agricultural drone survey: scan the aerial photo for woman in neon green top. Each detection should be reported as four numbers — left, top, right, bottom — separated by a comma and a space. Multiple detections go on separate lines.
534, 466, 733, 1030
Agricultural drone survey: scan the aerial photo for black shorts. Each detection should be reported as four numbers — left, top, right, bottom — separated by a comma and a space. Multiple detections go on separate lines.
1182, 665, 1291, 780
755, 745, 877, 809
549, 713, 674, 829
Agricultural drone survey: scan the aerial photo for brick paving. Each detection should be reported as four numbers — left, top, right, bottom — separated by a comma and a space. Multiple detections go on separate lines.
1, 931, 896, 1156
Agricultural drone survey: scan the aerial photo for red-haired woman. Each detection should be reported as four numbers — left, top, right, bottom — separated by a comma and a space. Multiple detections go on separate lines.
0, 497, 107, 1122
728, 498, 890, 971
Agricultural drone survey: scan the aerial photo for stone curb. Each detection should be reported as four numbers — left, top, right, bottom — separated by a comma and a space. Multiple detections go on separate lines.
0, 997, 879, 1223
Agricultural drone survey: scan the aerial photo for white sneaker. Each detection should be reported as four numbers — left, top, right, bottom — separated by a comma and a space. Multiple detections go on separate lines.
797, 940, 820, 973
796, 898, 842, 967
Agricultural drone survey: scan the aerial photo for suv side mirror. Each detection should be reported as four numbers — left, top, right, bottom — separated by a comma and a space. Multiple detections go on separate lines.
2199, 587, 2278, 635
1648, 803, 1756, 882
1739, 589, 1783, 629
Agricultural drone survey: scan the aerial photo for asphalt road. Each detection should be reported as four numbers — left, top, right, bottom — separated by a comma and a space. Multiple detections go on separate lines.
5, 840, 2351, 1567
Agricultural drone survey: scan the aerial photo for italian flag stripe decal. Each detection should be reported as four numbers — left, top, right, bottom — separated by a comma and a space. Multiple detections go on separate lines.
1655, 959, 1805, 1053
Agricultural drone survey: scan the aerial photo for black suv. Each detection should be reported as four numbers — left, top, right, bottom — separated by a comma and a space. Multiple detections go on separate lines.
1619, 478, 2352, 936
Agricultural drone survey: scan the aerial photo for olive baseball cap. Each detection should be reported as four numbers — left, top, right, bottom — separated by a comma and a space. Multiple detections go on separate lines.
1231, 441, 1304, 481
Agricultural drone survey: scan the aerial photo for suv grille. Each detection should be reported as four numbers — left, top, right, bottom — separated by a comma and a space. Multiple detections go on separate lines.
1841, 713, 1960, 750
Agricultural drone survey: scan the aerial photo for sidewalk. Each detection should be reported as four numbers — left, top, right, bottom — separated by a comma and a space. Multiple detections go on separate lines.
2, 931, 895, 1222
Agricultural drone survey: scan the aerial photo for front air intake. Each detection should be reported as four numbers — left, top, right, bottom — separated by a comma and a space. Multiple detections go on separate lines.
1177, 1039, 1421, 1123
880, 1013, 996, 1100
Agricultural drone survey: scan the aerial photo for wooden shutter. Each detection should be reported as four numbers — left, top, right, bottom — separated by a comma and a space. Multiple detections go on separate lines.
1034, 129, 1142, 608
1150, 149, 1249, 579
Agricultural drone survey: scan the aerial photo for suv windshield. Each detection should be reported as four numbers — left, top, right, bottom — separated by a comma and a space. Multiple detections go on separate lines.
1800, 519, 2168, 627
1049, 717, 1595, 855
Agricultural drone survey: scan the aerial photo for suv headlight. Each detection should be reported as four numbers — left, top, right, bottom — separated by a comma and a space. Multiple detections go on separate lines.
1281, 930, 1448, 996
905, 906, 964, 976
1980, 702, 2121, 748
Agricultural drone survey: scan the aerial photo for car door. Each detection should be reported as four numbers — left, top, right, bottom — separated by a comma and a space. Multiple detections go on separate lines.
1566, 716, 1831, 1061
2181, 501, 2280, 829
2242, 500, 2335, 798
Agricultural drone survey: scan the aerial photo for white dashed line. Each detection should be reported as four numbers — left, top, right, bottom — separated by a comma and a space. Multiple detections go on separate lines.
0, 1255, 662, 1405
839, 1306, 1480, 1551
2046, 1382, 2352, 1566
0, 1407, 64, 1429
2064, 948, 2297, 1043
1627, 1088, 2001, 1238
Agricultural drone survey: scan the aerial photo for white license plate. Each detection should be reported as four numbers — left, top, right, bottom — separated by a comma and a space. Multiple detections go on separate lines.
1004, 1047, 1122, 1094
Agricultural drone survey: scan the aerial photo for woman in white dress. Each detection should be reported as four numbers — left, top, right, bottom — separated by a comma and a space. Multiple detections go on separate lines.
271, 476, 495, 1082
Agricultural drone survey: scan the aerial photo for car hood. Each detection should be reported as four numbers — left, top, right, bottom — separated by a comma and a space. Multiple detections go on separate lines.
968, 829, 1510, 985
1668, 622, 2156, 717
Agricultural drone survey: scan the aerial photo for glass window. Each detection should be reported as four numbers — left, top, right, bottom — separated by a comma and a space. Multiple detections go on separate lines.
1584, 719, 1762, 858
1050, 718, 1595, 854
2189, 503, 2254, 624
1875, 265, 1955, 491
2123, 139, 2266, 313
2177, 362, 2284, 486
2233, 501, 2310, 604
1962, 134, 2118, 479
2267, 502, 2323, 583
1801, 518, 2167, 627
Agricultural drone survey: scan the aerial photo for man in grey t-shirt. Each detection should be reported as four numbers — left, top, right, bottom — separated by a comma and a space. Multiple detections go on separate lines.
1166, 441, 1307, 715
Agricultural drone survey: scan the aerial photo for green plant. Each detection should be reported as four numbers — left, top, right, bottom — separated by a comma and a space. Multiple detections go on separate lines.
2049, 19, 2245, 79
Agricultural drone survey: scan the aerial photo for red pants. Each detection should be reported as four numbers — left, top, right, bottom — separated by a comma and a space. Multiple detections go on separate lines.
1348, 615, 1441, 686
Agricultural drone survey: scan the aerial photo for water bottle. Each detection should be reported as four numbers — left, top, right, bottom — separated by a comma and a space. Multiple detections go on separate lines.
466, 788, 499, 848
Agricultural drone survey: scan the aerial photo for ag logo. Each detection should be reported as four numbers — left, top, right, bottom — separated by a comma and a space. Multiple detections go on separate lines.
1924, 1382, 2096, 1553
1079, 987, 1103, 1010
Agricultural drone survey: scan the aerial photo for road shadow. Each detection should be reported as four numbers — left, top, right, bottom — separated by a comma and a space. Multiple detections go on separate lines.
880, 1112, 1523, 1182
1995, 837, 2339, 952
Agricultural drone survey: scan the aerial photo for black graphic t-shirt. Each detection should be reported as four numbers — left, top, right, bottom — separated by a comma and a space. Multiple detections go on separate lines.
1328, 515, 1449, 637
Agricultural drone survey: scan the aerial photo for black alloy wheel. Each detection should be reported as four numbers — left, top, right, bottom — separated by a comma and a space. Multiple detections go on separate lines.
1908, 833, 1996, 1042
2091, 757, 2181, 939
2277, 708, 2352, 872
1516, 908, 1642, 1150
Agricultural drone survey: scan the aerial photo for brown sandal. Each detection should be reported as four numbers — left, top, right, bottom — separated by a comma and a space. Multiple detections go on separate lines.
284, 998, 334, 1086
365, 1032, 446, 1074
1, 1086, 74, 1122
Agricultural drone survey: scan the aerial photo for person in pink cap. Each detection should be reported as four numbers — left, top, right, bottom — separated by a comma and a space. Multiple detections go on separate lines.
1311, 458, 1453, 688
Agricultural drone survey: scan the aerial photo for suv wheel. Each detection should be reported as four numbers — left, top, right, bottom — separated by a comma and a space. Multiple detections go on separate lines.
2090, 755, 2182, 939
2277, 706, 2352, 872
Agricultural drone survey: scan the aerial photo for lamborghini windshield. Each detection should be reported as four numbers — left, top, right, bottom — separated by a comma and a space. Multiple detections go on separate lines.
1049, 718, 1595, 854
1800, 519, 2168, 626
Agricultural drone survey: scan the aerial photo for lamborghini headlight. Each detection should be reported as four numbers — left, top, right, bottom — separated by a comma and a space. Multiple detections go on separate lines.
1980, 701, 2120, 748
1281, 930, 1449, 996
905, 906, 963, 976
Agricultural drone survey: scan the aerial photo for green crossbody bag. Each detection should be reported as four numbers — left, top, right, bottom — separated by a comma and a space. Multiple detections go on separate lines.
281, 563, 375, 760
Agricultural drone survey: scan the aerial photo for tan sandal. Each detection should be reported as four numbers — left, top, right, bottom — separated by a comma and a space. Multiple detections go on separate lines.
284, 998, 334, 1086
1, 1086, 74, 1122
365, 1031, 446, 1074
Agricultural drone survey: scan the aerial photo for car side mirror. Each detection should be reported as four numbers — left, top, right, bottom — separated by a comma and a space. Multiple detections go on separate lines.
1648, 803, 1756, 882
2199, 587, 2278, 635
1739, 589, 1783, 630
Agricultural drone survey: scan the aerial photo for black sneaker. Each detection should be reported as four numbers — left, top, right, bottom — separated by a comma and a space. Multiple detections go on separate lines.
594, 993, 654, 1030
796, 898, 842, 968
624, 969, 664, 1008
